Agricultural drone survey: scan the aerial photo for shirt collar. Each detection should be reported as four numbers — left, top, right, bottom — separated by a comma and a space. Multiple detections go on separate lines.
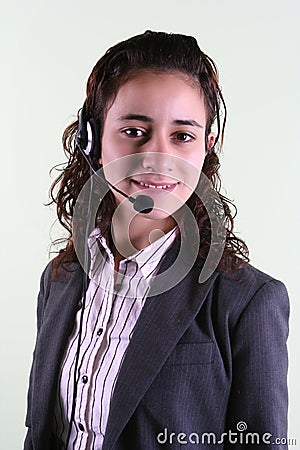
88, 226, 177, 280
128, 228, 177, 279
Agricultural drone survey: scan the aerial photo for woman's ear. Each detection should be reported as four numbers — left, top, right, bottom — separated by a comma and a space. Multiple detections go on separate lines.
206, 132, 215, 154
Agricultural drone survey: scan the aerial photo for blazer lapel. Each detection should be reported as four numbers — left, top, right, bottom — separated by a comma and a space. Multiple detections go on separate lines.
103, 248, 218, 450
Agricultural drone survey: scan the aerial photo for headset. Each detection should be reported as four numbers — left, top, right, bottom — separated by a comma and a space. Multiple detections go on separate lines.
76, 101, 101, 160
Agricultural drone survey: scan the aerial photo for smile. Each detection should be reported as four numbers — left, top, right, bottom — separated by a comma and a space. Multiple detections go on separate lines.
132, 180, 178, 191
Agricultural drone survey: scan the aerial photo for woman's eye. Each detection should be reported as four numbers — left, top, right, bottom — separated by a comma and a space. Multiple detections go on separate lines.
175, 132, 195, 142
122, 128, 145, 137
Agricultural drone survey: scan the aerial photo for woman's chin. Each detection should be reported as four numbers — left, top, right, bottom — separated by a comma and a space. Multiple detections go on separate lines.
138, 208, 175, 221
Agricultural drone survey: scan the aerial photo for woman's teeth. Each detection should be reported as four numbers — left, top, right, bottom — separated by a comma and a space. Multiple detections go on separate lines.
136, 181, 173, 189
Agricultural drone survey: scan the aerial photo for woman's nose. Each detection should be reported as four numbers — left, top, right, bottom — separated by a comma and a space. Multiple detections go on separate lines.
141, 137, 175, 173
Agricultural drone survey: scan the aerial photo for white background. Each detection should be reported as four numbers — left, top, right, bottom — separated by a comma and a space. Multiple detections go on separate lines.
1, 0, 299, 448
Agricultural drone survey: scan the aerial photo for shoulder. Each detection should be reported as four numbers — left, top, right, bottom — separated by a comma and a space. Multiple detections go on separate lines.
217, 261, 287, 297
210, 262, 290, 328
217, 261, 289, 300
35, 258, 83, 326
40, 257, 82, 285
37, 257, 83, 304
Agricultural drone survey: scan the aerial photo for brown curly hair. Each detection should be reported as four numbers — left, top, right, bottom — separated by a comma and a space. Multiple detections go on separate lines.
49, 30, 249, 278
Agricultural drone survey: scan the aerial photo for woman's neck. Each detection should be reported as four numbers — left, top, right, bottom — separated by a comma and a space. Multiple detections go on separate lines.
110, 204, 176, 263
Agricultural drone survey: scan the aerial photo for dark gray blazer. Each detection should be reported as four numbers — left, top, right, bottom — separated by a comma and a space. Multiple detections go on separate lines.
24, 243, 289, 450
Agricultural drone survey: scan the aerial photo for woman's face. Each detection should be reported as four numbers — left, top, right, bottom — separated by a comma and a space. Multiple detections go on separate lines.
100, 71, 213, 220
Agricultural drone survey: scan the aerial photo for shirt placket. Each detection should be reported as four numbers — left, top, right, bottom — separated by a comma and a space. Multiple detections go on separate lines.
74, 263, 115, 446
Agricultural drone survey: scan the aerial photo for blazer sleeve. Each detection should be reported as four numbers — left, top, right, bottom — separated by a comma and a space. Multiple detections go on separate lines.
225, 279, 290, 449
23, 263, 51, 450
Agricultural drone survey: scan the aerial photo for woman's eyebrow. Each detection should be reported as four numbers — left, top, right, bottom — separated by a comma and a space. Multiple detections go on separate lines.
117, 114, 203, 128
117, 114, 153, 123
172, 119, 203, 128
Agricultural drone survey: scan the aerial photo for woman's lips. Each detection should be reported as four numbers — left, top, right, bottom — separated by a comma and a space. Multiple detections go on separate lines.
131, 179, 178, 192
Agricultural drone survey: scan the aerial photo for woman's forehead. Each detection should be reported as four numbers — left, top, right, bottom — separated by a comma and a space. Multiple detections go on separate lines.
105, 71, 205, 120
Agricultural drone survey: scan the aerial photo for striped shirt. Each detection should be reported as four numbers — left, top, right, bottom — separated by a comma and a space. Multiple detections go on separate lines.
52, 226, 177, 449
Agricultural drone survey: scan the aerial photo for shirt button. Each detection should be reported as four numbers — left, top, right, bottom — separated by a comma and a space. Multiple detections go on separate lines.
114, 283, 122, 292
78, 423, 84, 432
82, 375, 88, 384
97, 327, 103, 336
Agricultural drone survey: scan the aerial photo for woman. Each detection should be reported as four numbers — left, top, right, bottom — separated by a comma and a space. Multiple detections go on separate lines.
24, 31, 289, 449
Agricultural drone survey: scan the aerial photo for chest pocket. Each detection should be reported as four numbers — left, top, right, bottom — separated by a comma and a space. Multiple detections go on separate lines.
164, 341, 214, 366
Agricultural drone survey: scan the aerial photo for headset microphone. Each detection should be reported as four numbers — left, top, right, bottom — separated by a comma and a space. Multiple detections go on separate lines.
76, 103, 154, 214
130, 193, 154, 214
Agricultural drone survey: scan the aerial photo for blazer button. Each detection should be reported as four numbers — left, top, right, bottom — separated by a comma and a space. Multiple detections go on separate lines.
78, 423, 84, 432
82, 375, 88, 384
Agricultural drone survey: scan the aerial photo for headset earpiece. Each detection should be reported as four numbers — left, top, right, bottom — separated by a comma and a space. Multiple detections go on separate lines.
76, 101, 101, 160
88, 117, 101, 160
